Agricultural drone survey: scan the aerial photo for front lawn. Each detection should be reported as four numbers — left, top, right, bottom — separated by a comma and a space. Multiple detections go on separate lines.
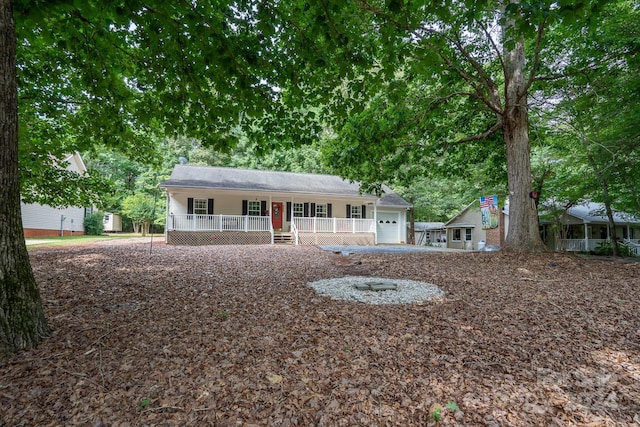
2, 243, 639, 426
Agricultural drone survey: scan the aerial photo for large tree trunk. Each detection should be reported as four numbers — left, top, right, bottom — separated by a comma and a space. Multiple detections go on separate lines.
0, 0, 50, 357
501, 32, 546, 253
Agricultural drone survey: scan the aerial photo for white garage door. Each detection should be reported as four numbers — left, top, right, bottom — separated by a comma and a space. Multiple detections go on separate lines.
377, 212, 401, 244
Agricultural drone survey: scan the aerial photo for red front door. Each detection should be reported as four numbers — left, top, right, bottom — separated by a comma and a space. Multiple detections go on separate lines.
271, 202, 283, 231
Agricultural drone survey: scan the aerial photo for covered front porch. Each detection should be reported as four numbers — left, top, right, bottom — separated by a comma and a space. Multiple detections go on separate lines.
166, 213, 376, 246
544, 221, 640, 254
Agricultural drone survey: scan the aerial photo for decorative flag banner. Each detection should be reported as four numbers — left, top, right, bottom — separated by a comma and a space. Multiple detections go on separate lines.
480, 194, 499, 229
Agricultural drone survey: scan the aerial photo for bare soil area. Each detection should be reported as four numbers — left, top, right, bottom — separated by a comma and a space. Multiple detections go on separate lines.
1, 242, 639, 426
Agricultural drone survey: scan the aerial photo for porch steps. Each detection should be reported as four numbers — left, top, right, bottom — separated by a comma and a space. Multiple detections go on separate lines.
273, 232, 294, 244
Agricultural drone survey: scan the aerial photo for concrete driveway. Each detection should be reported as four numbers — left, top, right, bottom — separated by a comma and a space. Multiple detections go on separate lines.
319, 244, 465, 254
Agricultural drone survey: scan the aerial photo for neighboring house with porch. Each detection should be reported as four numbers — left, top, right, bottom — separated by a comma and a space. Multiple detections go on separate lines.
21, 152, 89, 238
160, 165, 411, 246
444, 199, 509, 250
540, 202, 640, 254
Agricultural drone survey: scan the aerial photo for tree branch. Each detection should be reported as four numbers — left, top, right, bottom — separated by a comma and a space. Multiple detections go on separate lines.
450, 31, 501, 107
522, 17, 546, 97
476, 18, 505, 72
422, 37, 503, 116
452, 120, 503, 144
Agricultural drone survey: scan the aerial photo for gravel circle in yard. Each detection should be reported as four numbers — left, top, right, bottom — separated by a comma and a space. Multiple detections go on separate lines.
307, 276, 445, 304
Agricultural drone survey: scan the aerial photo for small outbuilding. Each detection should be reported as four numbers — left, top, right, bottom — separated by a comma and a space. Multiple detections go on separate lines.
103, 213, 123, 232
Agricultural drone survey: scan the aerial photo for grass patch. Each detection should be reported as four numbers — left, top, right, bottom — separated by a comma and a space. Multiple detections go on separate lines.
26, 234, 162, 249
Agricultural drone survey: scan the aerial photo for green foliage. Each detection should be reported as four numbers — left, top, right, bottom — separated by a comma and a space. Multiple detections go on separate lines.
121, 195, 155, 223
593, 241, 635, 257
83, 212, 104, 236
13, 0, 633, 249
120, 194, 160, 235
445, 401, 460, 412
430, 406, 442, 422
534, 0, 640, 225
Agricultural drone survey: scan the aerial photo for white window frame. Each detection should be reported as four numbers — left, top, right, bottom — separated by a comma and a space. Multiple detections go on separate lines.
350, 205, 362, 219
293, 203, 304, 218
316, 203, 327, 218
247, 200, 261, 216
194, 198, 208, 215
452, 229, 462, 241
465, 228, 472, 241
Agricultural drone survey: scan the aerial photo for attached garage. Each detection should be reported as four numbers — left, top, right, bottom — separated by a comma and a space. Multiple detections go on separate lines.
376, 210, 404, 244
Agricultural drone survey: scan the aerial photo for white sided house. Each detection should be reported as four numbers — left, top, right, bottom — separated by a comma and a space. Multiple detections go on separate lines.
160, 165, 412, 246
540, 202, 640, 254
21, 152, 89, 238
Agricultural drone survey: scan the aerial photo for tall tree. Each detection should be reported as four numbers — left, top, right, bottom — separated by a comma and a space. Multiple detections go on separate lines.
0, 0, 50, 356
259, 1, 611, 252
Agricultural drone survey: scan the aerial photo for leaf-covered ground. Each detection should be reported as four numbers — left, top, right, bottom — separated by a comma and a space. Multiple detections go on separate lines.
2, 241, 640, 426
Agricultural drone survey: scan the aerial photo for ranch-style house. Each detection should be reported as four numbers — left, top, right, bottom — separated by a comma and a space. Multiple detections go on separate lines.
160, 165, 412, 246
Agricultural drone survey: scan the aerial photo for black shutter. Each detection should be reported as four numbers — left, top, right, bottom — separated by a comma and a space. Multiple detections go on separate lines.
346, 204, 351, 218
261, 200, 267, 216
311, 203, 316, 217
303, 202, 309, 217
327, 203, 332, 218
208, 199, 214, 215
242, 200, 248, 216
286, 202, 292, 221
187, 198, 194, 215
362, 205, 367, 218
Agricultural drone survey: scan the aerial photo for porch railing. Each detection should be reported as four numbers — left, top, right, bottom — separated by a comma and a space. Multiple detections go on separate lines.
624, 241, 640, 256
169, 214, 272, 232
559, 238, 608, 252
293, 217, 376, 234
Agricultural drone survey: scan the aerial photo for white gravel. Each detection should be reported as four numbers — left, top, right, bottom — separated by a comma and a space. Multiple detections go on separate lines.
307, 276, 445, 305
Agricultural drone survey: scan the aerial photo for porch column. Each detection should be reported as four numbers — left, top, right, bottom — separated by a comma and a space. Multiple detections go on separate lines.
374, 202, 378, 245
269, 195, 273, 244
584, 223, 589, 252
165, 193, 170, 243
290, 196, 295, 233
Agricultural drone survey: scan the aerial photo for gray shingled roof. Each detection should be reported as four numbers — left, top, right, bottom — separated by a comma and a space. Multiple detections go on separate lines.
160, 165, 412, 208
567, 202, 640, 224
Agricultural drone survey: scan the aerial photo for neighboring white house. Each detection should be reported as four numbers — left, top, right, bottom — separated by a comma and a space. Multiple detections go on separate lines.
103, 213, 123, 232
160, 165, 412, 246
540, 202, 640, 254
22, 152, 89, 238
